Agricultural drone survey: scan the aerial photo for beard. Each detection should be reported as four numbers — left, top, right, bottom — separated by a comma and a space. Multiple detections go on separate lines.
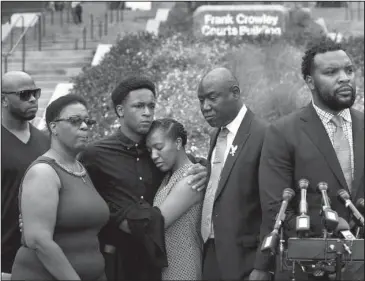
317, 88, 356, 112
8, 105, 37, 121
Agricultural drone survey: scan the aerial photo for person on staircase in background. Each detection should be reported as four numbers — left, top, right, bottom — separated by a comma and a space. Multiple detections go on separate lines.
71, 2, 82, 24
1, 71, 50, 281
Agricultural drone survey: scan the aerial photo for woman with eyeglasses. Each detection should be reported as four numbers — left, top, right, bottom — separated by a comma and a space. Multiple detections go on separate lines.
11, 94, 109, 281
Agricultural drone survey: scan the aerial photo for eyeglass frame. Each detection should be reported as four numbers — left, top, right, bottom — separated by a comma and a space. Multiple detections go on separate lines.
52, 116, 97, 127
1, 88, 41, 101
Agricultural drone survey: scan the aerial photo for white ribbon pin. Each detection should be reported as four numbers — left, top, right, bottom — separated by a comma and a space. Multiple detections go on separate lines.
229, 144, 238, 156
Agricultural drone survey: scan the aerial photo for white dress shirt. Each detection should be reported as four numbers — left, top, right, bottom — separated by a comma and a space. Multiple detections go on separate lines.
208, 104, 247, 238
211, 104, 247, 166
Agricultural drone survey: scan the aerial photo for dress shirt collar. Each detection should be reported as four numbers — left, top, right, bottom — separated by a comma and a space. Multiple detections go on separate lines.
224, 104, 247, 134
116, 127, 146, 150
312, 100, 352, 124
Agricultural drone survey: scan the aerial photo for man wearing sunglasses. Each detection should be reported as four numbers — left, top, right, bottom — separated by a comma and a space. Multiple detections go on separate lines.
1, 71, 50, 280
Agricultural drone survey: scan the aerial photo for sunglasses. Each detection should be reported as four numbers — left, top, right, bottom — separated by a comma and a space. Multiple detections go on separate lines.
53, 116, 97, 127
2, 88, 41, 101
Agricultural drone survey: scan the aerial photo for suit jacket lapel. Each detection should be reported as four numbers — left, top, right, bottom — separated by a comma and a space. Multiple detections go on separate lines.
350, 109, 364, 198
300, 104, 349, 192
214, 109, 253, 201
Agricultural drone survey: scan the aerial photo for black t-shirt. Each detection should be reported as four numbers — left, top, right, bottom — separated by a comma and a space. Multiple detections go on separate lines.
1, 124, 49, 273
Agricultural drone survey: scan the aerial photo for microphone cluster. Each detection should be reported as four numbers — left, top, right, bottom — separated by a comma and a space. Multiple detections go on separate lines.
261, 179, 364, 255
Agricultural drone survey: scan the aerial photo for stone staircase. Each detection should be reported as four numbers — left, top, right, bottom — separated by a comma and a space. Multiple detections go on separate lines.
2, 2, 159, 128
3, 49, 95, 126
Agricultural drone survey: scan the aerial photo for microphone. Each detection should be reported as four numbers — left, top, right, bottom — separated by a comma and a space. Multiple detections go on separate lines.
334, 217, 355, 256
335, 217, 356, 240
355, 199, 364, 238
261, 188, 295, 254
317, 182, 339, 233
296, 179, 310, 235
337, 190, 364, 227
356, 198, 364, 214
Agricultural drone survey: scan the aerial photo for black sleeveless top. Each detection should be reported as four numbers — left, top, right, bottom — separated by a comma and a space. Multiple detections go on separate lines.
11, 156, 109, 280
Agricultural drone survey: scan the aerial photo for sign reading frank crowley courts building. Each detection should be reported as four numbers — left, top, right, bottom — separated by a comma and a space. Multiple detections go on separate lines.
193, 5, 288, 37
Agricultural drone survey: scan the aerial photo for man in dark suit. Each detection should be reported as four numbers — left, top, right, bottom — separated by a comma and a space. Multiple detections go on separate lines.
251, 39, 364, 281
197, 67, 268, 280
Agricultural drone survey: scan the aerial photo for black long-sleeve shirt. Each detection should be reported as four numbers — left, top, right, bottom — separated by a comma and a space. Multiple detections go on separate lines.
79, 129, 166, 280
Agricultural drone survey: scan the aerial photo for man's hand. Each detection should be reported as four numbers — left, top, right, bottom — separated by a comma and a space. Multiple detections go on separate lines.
249, 269, 271, 281
183, 163, 208, 192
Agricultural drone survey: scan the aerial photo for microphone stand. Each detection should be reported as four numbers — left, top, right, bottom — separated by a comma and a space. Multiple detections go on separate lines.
291, 261, 296, 281
335, 249, 343, 281
280, 227, 285, 272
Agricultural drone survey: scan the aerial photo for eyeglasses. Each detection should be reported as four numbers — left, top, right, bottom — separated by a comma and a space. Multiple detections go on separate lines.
1, 88, 41, 101
53, 116, 96, 127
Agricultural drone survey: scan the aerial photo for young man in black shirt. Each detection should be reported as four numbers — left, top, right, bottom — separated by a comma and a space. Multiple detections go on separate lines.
1, 71, 50, 279
80, 76, 207, 281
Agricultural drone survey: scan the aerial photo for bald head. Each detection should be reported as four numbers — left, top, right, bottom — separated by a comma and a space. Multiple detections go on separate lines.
199, 67, 240, 95
2, 71, 39, 122
2, 71, 36, 92
197, 67, 243, 128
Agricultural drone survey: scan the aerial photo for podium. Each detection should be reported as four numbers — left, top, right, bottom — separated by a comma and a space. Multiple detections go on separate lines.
287, 238, 364, 261
285, 238, 364, 280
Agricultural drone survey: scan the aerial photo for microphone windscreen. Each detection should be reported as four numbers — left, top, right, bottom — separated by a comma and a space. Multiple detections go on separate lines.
283, 188, 295, 201
356, 198, 364, 213
337, 189, 350, 201
298, 179, 309, 189
318, 182, 328, 191
335, 217, 350, 232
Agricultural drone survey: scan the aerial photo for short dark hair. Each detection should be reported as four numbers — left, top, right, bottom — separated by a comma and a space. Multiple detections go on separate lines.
148, 118, 188, 147
301, 38, 346, 80
45, 94, 88, 132
111, 75, 156, 116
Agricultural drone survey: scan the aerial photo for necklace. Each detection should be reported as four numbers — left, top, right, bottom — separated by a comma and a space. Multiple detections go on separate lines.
50, 150, 87, 183
54, 160, 87, 182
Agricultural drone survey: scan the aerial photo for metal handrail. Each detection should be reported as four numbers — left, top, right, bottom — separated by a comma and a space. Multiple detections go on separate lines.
5, 15, 24, 49
2, 14, 40, 73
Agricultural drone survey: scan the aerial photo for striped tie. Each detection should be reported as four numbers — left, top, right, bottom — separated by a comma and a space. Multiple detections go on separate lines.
201, 128, 229, 243
331, 115, 352, 192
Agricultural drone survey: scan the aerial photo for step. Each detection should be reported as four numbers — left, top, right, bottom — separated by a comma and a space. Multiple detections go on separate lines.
7, 50, 92, 60
26, 73, 80, 81
24, 67, 83, 76
34, 80, 68, 89
23, 42, 98, 50
38, 97, 53, 108
7, 49, 93, 59
6, 53, 93, 63
38, 89, 56, 98
4, 67, 67, 75
6, 61, 89, 71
